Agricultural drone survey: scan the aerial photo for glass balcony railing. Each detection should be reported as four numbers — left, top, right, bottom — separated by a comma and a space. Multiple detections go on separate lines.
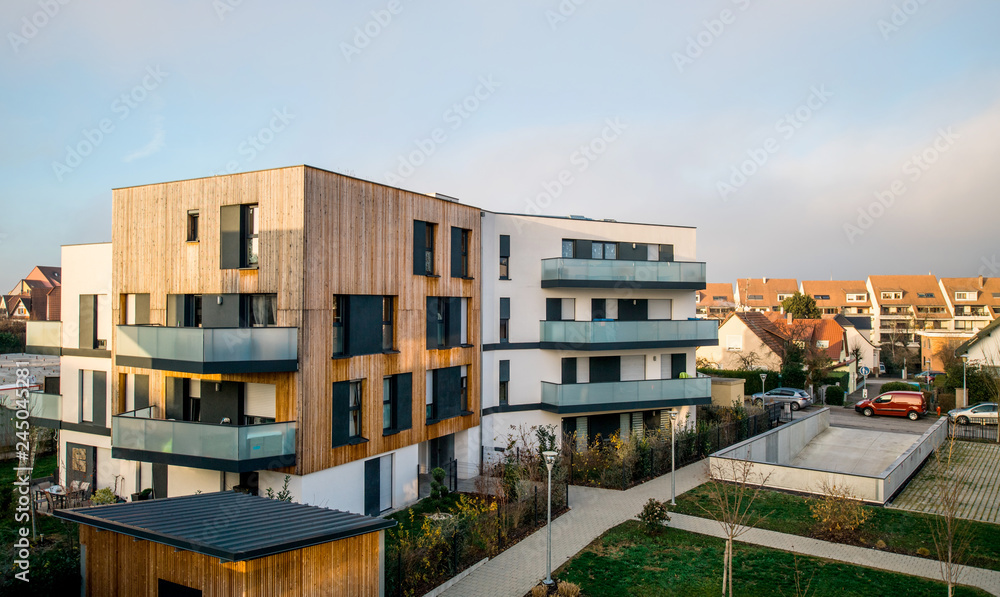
0, 391, 61, 426
540, 259, 706, 288
116, 325, 298, 373
541, 377, 711, 410
25, 321, 61, 355
112, 407, 296, 472
539, 319, 718, 348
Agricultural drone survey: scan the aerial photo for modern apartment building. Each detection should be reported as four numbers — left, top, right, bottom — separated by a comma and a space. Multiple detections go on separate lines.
104, 166, 480, 516
480, 213, 716, 452
696, 283, 736, 319
800, 280, 871, 317
734, 278, 799, 313
939, 276, 1000, 332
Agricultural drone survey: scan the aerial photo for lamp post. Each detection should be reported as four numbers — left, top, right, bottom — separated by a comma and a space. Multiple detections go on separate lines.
669, 410, 678, 505
760, 373, 767, 406
542, 450, 558, 586
961, 353, 969, 408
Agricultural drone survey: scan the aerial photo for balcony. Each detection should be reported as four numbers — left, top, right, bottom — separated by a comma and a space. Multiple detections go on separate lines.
540, 259, 706, 289
541, 377, 711, 413
539, 319, 718, 350
116, 325, 298, 374
112, 407, 296, 473
25, 321, 61, 355
0, 391, 61, 428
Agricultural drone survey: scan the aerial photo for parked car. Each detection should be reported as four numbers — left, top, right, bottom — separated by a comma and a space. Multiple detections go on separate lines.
750, 387, 812, 411
854, 390, 927, 420
914, 370, 945, 383
948, 402, 999, 425
878, 362, 886, 375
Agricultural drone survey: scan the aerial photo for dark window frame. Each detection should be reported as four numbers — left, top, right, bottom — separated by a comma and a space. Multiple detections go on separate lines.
332, 295, 345, 356
499, 235, 510, 280
382, 377, 394, 432
460, 368, 469, 413
186, 210, 199, 242
382, 296, 394, 351
244, 204, 259, 267
348, 380, 363, 440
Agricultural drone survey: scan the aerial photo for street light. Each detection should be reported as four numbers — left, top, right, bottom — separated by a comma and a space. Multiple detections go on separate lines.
961, 353, 970, 408
542, 450, 558, 587
669, 410, 678, 506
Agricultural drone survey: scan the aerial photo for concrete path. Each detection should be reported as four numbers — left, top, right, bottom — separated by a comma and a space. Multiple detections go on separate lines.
891, 440, 1000, 524
439, 460, 1000, 597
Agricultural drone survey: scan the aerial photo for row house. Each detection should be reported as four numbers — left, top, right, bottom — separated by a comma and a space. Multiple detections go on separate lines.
696, 283, 736, 319
939, 276, 1000, 333
799, 280, 870, 316
734, 278, 798, 313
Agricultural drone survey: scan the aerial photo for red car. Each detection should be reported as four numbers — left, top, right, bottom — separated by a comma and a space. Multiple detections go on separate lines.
854, 391, 927, 420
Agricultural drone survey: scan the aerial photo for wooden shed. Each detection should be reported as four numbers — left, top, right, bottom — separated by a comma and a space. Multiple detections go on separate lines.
55, 491, 396, 596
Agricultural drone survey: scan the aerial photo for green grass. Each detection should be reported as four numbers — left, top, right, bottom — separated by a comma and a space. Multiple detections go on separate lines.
0, 454, 77, 544
672, 485, 1000, 571
556, 520, 991, 596
385, 492, 463, 536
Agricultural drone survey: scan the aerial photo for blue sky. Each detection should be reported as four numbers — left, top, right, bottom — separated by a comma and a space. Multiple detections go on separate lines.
3, 0, 1000, 292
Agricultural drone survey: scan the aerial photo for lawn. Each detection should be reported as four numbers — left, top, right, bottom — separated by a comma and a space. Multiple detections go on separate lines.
555, 520, 991, 596
0, 453, 76, 543
672, 485, 1000, 571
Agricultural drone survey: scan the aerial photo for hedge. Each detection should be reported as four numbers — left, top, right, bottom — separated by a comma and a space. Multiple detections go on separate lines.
697, 368, 801, 393
825, 385, 845, 406
822, 371, 850, 392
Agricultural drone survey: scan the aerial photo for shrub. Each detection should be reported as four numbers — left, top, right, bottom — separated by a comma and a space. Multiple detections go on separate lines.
90, 487, 117, 505
917, 547, 931, 556
637, 498, 671, 532
809, 483, 873, 542
557, 581, 581, 596
429, 467, 450, 505
825, 386, 845, 406
875, 539, 887, 549
264, 475, 293, 502
531, 585, 549, 597
880, 381, 920, 393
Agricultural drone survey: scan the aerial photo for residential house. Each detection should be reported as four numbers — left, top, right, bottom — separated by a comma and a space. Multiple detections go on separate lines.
696, 283, 736, 319
956, 316, 1000, 370
481, 213, 715, 452
939, 276, 1000, 333
734, 278, 799, 312
833, 314, 878, 374
800, 280, 871, 317
867, 275, 951, 347
697, 312, 789, 371
7, 265, 61, 320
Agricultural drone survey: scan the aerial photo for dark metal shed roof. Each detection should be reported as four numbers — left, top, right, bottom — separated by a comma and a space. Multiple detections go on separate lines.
55, 491, 396, 562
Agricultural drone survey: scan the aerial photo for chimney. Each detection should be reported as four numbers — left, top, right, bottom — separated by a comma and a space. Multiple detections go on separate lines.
787, 312, 793, 324
763, 277, 769, 284
979, 275, 985, 288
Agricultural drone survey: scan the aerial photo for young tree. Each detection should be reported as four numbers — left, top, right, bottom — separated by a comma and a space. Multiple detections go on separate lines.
734, 350, 762, 372
781, 292, 821, 320
700, 457, 771, 597
929, 436, 972, 596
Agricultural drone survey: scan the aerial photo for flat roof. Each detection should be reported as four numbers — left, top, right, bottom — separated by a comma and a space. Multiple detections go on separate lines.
55, 491, 396, 562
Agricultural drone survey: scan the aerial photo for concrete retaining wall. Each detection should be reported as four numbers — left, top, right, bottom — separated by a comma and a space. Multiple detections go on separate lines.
709, 409, 947, 504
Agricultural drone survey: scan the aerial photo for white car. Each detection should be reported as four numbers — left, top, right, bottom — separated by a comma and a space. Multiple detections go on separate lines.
948, 402, 998, 425
750, 388, 812, 411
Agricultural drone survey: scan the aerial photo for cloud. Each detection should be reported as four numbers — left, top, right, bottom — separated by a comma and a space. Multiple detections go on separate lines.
123, 117, 165, 162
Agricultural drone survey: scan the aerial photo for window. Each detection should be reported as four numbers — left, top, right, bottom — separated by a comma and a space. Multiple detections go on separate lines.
78, 370, 106, 426
499, 360, 510, 406
220, 203, 260, 269
847, 293, 867, 302
413, 221, 436, 275
813, 294, 830, 300
382, 296, 394, 351
726, 335, 743, 351
776, 294, 792, 302
499, 381, 509, 405
427, 297, 466, 349
816, 340, 829, 348
881, 292, 902, 300
561, 240, 574, 258
426, 366, 463, 422
451, 227, 472, 278
499, 235, 510, 280
712, 296, 728, 301
245, 204, 259, 266
500, 297, 510, 343
242, 294, 277, 327
917, 292, 935, 299
747, 294, 764, 301
460, 366, 468, 413
383, 377, 393, 431
332, 296, 345, 356
955, 292, 974, 301
186, 210, 199, 242
348, 381, 362, 439
592, 242, 616, 260
78, 294, 107, 349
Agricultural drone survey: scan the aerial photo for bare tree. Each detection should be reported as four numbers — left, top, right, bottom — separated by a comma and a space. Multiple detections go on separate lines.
928, 435, 972, 597
734, 350, 762, 372
700, 457, 771, 597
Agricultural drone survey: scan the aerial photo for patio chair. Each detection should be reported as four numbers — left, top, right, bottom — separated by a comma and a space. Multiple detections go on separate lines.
33, 481, 52, 512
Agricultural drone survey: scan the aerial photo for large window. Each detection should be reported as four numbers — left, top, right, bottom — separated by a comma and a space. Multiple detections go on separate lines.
332, 295, 396, 357
427, 297, 466, 349
333, 379, 370, 447
220, 203, 260, 269
426, 366, 465, 423
591, 242, 616, 260
413, 220, 436, 276
380, 373, 412, 435
242, 294, 277, 327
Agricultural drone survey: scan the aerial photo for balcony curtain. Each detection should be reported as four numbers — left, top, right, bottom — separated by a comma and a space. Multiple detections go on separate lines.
251, 295, 276, 327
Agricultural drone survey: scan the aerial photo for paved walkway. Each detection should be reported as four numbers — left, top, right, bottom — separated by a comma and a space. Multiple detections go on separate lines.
891, 440, 1000, 524
439, 461, 1000, 597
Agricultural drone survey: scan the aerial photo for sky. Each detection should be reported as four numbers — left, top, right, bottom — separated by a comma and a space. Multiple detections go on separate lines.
2, 0, 999, 293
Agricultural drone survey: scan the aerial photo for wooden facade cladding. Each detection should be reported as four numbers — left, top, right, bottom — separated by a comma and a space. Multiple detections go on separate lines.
111, 166, 481, 477
79, 525, 382, 596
